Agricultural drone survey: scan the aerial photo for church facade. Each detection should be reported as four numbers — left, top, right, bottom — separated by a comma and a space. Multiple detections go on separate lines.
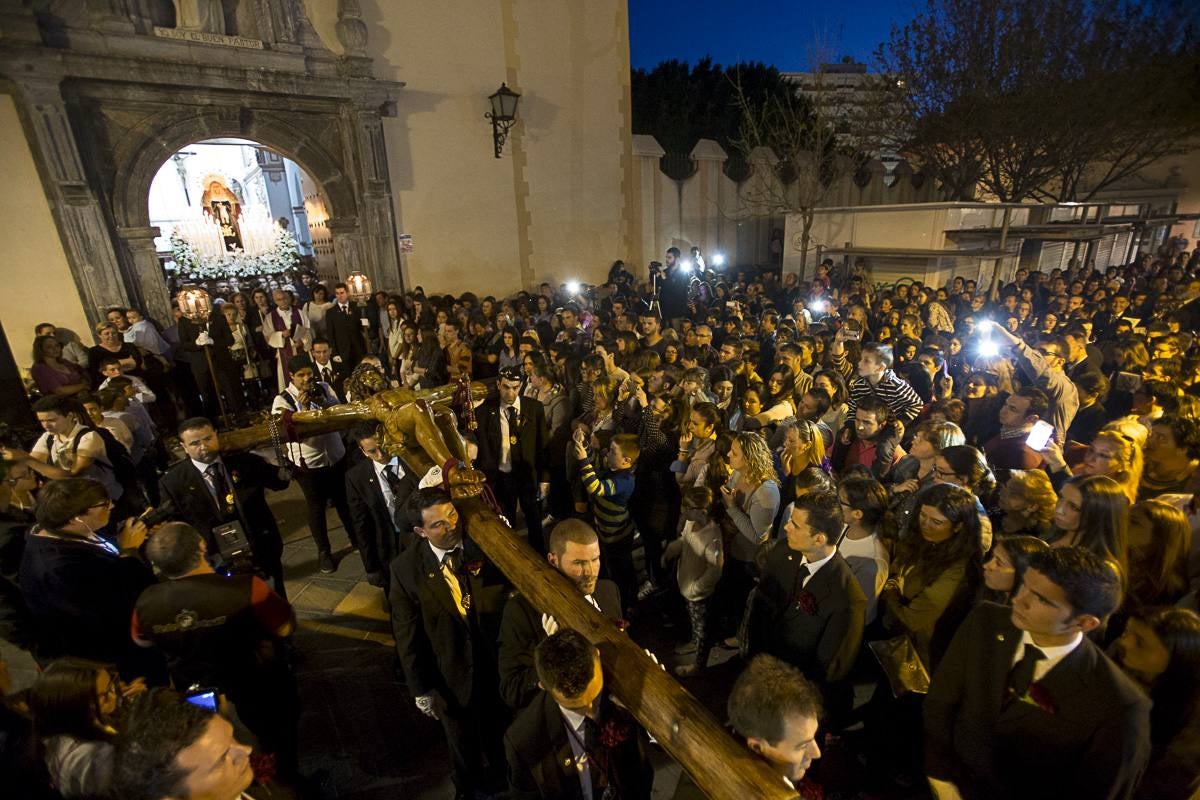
0, 0, 633, 359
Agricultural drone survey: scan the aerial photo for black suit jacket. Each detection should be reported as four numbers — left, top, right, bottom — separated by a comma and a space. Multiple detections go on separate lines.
474, 397, 550, 485
310, 360, 347, 402
924, 602, 1151, 800
158, 452, 288, 571
504, 692, 653, 800
325, 302, 367, 369
345, 456, 420, 572
751, 543, 866, 684
497, 579, 622, 709
177, 312, 235, 371
389, 535, 509, 709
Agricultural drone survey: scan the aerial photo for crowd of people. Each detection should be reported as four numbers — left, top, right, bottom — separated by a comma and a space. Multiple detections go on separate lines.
2, 242, 1200, 799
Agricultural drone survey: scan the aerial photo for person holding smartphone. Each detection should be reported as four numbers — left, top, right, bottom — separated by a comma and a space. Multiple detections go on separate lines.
978, 319, 1079, 444
981, 387, 1052, 471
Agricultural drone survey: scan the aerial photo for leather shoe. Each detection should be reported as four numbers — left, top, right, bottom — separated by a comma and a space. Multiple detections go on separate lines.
318, 551, 337, 574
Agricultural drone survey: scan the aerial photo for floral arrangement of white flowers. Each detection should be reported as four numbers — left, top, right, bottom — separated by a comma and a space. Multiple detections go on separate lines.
166, 228, 300, 280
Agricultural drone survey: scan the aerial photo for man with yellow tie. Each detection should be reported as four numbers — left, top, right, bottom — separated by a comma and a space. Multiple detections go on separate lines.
389, 488, 511, 800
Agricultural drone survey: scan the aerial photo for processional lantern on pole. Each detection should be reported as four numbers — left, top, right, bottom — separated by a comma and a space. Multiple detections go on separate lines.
345, 271, 373, 332
177, 284, 230, 427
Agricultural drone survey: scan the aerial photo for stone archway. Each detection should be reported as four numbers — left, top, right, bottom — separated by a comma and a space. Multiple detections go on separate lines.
1, 0, 402, 328
69, 84, 396, 323
102, 106, 365, 319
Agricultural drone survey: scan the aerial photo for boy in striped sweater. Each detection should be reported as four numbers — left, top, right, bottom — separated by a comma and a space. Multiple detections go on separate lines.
573, 429, 640, 612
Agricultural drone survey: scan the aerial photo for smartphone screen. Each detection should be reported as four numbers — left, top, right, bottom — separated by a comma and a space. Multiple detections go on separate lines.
1026, 420, 1054, 451
185, 690, 218, 712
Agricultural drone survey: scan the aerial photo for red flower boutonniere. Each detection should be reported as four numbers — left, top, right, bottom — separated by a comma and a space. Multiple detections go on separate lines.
600, 719, 631, 748
794, 590, 818, 616
249, 752, 276, 783
613, 618, 630, 632
1019, 682, 1057, 714
465, 560, 483, 577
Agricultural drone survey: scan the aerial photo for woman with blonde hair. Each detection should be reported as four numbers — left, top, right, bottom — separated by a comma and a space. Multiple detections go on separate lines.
1040, 429, 1143, 505
778, 419, 826, 479
996, 469, 1057, 538
718, 431, 781, 647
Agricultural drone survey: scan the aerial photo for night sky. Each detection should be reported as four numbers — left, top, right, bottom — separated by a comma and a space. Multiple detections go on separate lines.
628, 0, 917, 72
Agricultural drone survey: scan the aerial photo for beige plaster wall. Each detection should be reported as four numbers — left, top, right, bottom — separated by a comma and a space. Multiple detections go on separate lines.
0, 93, 93, 376
311, 0, 632, 296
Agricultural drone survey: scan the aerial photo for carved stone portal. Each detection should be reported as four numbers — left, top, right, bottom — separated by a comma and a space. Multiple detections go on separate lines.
0, 0, 403, 326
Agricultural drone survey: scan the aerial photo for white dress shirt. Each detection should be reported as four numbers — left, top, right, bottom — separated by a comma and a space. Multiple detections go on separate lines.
271, 384, 345, 468
373, 458, 403, 522
799, 550, 836, 589
1010, 630, 1084, 682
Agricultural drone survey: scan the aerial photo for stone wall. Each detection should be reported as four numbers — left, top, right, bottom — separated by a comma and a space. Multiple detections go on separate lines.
0, 94, 93, 369
309, 0, 634, 295
627, 135, 946, 271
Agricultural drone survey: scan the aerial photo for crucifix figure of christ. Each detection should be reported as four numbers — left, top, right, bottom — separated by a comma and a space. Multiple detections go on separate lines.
214, 375, 806, 800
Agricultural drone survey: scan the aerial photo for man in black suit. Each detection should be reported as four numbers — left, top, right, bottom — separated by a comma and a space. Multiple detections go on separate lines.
726, 654, 824, 794
749, 491, 865, 723
158, 417, 289, 597
345, 425, 429, 587
177, 309, 239, 419
924, 547, 1151, 800
389, 488, 510, 799
308, 338, 347, 402
504, 629, 653, 800
474, 367, 550, 552
325, 282, 368, 370
498, 519, 622, 709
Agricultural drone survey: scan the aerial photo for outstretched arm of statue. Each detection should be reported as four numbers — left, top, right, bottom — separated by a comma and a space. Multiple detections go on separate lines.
376, 398, 485, 499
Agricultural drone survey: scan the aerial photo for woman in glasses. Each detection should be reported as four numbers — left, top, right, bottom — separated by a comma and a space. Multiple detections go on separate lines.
28, 657, 146, 798
1039, 428, 1143, 505
18, 478, 157, 679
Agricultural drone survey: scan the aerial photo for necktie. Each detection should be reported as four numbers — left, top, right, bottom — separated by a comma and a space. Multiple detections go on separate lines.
383, 464, 406, 529
1008, 644, 1046, 700
206, 463, 234, 516
505, 406, 519, 449
791, 561, 811, 599
441, 549, 469, 617
582, 717, 610, 792
322, 367, 332, 384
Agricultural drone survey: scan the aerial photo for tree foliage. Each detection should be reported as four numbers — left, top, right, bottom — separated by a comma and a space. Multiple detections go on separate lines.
877, 0, 1200, 202
731, 64, 888, 274
630, 58, 796, 154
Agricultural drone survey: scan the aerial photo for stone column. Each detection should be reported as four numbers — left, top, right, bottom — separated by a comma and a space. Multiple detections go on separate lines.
116, 226, 173, 323
16, 78, 129, 325
326, 216, 360, 283
346, 102, 403, 291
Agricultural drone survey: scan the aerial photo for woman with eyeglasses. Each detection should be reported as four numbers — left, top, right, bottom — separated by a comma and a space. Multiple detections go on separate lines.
28, 657, 146, 798
1039, 429, 1143, 505
889, 420, 966, 533
18, 478, 158, 678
